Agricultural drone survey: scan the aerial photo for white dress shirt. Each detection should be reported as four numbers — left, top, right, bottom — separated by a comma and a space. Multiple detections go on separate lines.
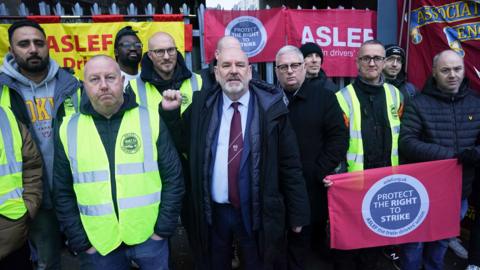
211, 90, 250, 204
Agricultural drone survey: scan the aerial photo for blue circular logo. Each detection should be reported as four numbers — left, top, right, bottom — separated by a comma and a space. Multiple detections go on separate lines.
225, 16, 267, 57
362, 174, 429, 237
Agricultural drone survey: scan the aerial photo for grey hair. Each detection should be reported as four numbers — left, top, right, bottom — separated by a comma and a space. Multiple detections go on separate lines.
275, 45, 304, 63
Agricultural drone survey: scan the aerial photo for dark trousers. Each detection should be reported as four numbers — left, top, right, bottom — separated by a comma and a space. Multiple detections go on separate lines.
209, 203, 262, 270
286, 226, 311, 270
0, 243, 32, 270
469, 207, 480, 266
332, 247, 382, 270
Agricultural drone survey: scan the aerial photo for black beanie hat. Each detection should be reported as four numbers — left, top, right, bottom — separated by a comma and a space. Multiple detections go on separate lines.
299, 42, 324, 61
114, 26, 140, 49
385, 44, 406, 62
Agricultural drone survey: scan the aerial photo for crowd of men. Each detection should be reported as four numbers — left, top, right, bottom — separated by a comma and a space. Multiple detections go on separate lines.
0, 19, 479, 270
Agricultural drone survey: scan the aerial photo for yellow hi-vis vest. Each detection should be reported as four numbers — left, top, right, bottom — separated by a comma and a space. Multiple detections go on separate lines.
130, 73, 202, 114
0, 85, 81, 117
0, 106, 26, 220
59, 106, 161, 256
336, 83, 401, 172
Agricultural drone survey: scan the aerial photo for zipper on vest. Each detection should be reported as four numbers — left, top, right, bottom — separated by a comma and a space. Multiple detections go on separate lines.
451, 97, 459, 154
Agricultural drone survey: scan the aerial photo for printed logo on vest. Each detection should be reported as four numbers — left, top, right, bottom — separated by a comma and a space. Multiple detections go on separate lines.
362, 174, 429, 237
181, 93, 189, 105
390, 105, 399, 119
121, 133, 141, 154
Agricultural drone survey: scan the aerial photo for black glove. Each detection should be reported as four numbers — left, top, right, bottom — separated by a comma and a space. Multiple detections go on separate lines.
456, 149, 480, 166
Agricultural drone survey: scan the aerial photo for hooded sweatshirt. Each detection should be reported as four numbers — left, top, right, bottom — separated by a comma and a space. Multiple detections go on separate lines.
1, 53, 70, 208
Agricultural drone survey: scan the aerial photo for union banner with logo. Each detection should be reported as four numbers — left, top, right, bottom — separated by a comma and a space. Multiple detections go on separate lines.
405, 0, 480, 91
203, 8, 286, 63
326, 159, 461, 250
0, 21, 185, 80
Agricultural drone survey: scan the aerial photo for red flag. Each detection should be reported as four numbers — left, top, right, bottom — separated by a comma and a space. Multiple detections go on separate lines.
327, 159, 461, 250
406, 0, 480, 91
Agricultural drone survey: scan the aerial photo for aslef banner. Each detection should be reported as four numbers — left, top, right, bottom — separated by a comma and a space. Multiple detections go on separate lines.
406, 0, 480, 91
0, 21, 185, 80
327, 159, 461, 250
286, 9, 376, 77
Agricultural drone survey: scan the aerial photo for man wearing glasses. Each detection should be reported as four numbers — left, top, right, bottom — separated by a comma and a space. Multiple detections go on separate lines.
328, 40, 404, 270
114, 26, 143, 88
128, 31, 202, 114
275, 45, 348, 270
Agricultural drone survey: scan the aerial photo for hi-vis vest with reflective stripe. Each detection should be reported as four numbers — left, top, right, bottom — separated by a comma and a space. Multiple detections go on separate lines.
336, 83, 401, 172
130, 73, 202, 114
0, 106, 26, 220
59, 106, 161, 256
0, 85, 81, 117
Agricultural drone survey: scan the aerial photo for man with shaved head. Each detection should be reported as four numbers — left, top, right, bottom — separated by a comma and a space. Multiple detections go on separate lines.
161, 46, 309, 269
128, 31, 201, 115
53, 55, 184, 269
399, 50, 480, 269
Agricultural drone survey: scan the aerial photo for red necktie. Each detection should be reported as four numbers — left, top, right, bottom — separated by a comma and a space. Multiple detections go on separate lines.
228, 102, 243, 208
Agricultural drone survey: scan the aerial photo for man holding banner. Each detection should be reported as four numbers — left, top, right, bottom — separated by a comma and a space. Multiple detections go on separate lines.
0, 20, 81, 270
399, 50, 480, 270
328, 40, 403, 270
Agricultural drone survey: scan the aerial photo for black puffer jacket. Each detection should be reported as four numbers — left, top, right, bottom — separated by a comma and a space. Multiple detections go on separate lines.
53, 89, 184, 252
399, 77, 480, 198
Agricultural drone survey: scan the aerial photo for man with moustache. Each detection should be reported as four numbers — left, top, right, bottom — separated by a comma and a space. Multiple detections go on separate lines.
299, 42, 337, 92
53, 55, 184, 269
382, 44, 417, 103
0, 20, 81, 270
275, 45, 347, 270
325, 40, 404, 270
161, 46, 310, 269
114, 26, 143, 88
129, 31, 202, 115
399, 50, 480, 270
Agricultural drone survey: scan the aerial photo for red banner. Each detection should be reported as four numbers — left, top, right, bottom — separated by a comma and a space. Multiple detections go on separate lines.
327, 159, 461, 250
203, 8, 286, 63
287, 9, 377, 77
406, 0, 480, 91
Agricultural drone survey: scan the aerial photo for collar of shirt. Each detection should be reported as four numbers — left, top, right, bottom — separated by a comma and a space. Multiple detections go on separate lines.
222, 90, 250, 112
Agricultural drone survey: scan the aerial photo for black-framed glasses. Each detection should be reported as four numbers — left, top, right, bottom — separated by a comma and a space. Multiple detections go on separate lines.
118, 42, 142, 49
149, 47, 177, 57
358, 56, 385, 64
276, 62, 303, 73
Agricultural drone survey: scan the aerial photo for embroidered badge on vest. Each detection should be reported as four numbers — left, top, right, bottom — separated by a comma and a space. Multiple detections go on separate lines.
121, 133, 141, 154
390, 105, 399, 119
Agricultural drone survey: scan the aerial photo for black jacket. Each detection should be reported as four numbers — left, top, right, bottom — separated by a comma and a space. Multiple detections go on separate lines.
307, 69, 338, 92
399, 77, 480, 198
385, 71, 417, 104
53, 89, 184, 252
163, 79, 310, 269
138, 50, 192, 93
285, 79, 348, 222
351, 77, 402, 169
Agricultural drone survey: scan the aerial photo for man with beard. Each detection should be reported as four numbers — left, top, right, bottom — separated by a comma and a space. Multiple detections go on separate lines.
382, 45, 417, 103
275, 45, 347, 270
114, 26, 142, 88
128, 31, 202, 115
161, 46, 310, 269
299, 42, 337, 92
0, 20, 81, 270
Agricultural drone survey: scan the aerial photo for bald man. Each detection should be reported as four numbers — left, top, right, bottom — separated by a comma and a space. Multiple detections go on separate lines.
400, 50, 480, 270
53, 55, 184, 269
128, 31, 202, 115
